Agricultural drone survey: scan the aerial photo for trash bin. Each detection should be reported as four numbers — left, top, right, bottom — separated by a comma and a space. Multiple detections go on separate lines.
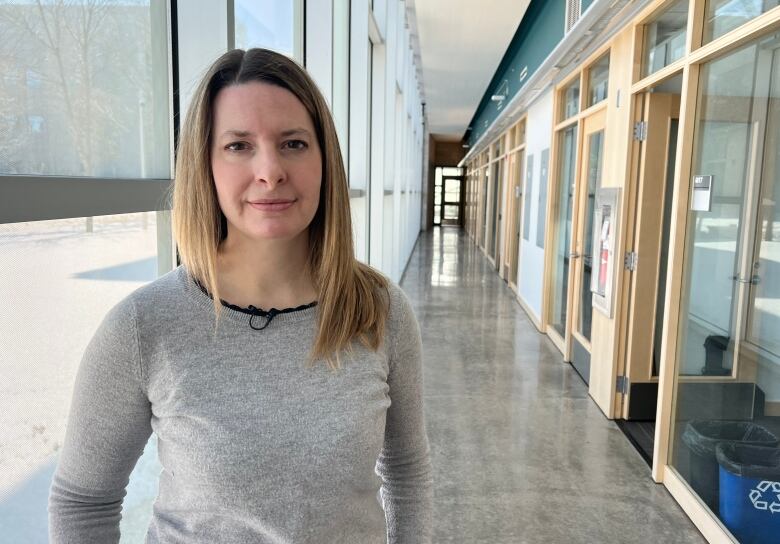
681, 420, 778, 513
701, 335, 731, 376
717, 443, 780, 544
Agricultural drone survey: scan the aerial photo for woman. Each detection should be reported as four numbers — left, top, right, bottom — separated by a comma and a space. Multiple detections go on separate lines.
49, 48, 432, 543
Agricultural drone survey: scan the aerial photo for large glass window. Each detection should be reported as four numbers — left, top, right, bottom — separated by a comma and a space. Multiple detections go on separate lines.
0, 0, 171, 179
561, 77, 581, 119
669, 34, 780, 543
577, 130, 604, 341
587, 53, 610, 107
234, 0, 295, 57
642, 0, 689, 77
550, 126, 577, 337
0, 213, 169, 542
704, 0, 780, 44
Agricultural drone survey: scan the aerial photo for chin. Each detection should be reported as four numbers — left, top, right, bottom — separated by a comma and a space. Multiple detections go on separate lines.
244, 223, 309, 242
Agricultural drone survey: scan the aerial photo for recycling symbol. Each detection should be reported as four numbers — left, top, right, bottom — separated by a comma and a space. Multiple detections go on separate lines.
749, 481, 780, 514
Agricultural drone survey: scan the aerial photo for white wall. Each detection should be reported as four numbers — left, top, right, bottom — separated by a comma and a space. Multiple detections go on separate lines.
517, 88, 554, 319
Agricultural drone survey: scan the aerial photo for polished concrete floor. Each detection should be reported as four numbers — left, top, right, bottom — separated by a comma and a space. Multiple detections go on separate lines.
402, 228, 705, 544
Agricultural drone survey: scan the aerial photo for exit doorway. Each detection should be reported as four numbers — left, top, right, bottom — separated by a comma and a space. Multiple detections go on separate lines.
434, 166, 464, 226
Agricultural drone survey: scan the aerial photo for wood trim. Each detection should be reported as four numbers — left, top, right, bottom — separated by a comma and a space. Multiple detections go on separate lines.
663, 468, 738, 543
555, 68, 582, 95
652, 62, 700, 484
578, 97, 609, 119
630, 60, 685, 94
553, 117, 579, 133
686, 8, 780, 67
631, 0, 687, 32
547, 327, 566, 357
686, 0, 705, 56
624, 93, 679, 389
615, 91, 647, 418
516, 293, 544, 333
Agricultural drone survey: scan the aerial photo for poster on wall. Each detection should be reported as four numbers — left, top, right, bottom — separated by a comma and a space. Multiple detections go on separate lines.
591, 187, 621, 318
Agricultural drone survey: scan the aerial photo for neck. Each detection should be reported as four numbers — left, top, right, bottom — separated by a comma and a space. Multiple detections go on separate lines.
216, 231, 318, 310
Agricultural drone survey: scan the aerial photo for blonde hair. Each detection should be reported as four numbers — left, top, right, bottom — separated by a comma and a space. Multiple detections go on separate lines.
172, 48, 388, 368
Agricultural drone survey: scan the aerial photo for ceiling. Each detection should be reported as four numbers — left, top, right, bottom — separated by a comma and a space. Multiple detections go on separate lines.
410, 0, 531, 139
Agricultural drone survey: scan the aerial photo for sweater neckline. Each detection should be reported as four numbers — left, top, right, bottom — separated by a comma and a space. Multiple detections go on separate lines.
178, 266, 318, 328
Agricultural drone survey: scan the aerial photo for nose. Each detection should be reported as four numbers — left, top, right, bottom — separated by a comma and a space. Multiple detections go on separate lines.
252, 146, 286, 189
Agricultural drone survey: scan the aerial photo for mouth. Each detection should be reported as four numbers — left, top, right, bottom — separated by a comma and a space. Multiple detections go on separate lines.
247, 198, 296, 212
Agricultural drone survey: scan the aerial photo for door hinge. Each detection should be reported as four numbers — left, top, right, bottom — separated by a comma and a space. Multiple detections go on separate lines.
616, 375, 630, 395
624, 251, 638, 271
633, 121, 647, 141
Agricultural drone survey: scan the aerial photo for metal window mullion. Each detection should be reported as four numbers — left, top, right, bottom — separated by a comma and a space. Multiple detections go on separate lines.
0, 176, 173, 224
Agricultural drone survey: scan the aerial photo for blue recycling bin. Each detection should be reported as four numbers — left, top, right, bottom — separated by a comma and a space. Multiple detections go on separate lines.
717, 443, 780, 544
682, 420, 778, 514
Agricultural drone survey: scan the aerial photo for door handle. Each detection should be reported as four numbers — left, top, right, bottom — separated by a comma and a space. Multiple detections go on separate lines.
732, 274, 761, 285
569, 252, 581, 259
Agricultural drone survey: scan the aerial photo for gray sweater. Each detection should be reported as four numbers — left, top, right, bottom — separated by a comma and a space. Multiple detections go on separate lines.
48, 266, 432, 543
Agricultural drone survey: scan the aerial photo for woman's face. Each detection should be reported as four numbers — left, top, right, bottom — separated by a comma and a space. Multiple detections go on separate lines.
210, 82, 322, 244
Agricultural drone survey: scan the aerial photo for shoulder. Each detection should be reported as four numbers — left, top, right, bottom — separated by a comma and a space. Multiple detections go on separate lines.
384, 280, 420, 346
99, 265, 189, 334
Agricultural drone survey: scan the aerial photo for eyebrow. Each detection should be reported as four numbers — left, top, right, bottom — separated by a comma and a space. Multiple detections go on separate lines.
219, 128, 311, 138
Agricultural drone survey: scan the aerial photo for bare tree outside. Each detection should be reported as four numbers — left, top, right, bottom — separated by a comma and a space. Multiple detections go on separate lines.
0, 0, 169, 178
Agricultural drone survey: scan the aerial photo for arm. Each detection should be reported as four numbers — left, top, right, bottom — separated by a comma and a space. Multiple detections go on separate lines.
376, 287, 433, 543
49, 297, 152, 543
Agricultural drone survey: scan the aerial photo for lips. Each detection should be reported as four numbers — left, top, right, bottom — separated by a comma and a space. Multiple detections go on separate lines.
247, 198, 296, 212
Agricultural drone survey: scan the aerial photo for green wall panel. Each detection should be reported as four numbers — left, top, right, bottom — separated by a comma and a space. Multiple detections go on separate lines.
466, 0, 565, 146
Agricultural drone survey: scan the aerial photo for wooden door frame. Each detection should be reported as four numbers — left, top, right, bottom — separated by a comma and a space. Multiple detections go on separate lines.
616, 89, 682, 419
569, 107, 608, 356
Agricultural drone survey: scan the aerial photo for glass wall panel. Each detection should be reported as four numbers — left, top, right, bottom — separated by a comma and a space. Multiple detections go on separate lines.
0, 0, 171, 178
587, 54, 610, 107
0, 213, 170, 542
235, 0, 295, 56
490, 160, 502, 258
551, 127, 577, 336
642, 0, 689, 77
577, 131, 604, 342
704, 0, 780, 44
561, 78, 581, 119
669, 34, 780, 543
481, 168, 489, 247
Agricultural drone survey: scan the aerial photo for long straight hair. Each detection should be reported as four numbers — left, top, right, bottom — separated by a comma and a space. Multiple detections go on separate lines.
172, 48, 388, 368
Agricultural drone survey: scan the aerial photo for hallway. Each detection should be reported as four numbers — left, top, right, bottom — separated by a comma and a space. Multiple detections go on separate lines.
404, 228, 704, 543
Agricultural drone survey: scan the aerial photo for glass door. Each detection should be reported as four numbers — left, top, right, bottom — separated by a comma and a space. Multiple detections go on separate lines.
668, 34, 780, 539
570, 108, 606, 380
441, 174, 463, 226
508, 150, 525, 286
550, 124, 578, 339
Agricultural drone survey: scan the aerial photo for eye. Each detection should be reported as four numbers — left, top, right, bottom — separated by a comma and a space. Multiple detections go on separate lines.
284, 139, 308, 151
225, 141, 250, 152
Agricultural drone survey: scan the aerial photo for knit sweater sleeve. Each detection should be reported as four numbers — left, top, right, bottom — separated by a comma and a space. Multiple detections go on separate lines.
376, 285, 434, 543
48, 296, 152, 543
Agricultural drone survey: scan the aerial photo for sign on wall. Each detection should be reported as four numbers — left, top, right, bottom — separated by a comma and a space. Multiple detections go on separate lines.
591, 187, 621, 318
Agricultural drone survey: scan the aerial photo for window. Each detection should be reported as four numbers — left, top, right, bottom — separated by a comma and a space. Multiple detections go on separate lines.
587, 53, 610, 107
0, 1, 171, 179
234, 0, 295, 58
704, 0, 780, 44
0, 213, 170, 540
642, 0, 689, 77
561, 77, 581, 119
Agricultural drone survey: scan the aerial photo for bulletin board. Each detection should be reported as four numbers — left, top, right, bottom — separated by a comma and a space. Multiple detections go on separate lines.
591, 187, 621, 318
